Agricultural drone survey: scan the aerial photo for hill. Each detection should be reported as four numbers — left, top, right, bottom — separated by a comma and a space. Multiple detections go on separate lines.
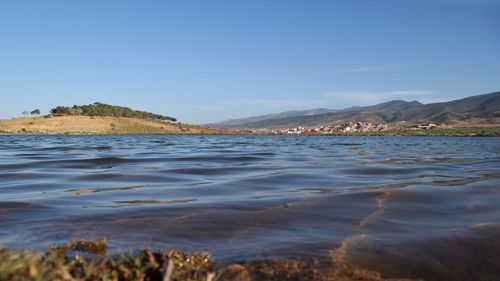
0, 116, 228, 134
0, 103, 228, 134
208, 91, 500, 129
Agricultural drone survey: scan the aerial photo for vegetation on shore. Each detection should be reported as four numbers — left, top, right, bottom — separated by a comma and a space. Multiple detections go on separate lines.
315, 127, 500, 137
377, 127, 500, 137
0, 239, 420, 281
50, 103, 177, 122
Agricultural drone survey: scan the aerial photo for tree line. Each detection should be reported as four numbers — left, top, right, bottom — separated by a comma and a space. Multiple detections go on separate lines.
49, 102, 177, 122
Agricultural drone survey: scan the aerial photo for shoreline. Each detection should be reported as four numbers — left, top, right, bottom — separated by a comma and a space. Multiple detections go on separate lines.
1, 129, 499, 137
1, 116, 499, 137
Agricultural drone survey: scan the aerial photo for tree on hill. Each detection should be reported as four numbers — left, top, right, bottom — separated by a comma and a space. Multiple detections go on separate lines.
30, 109, 40, 116
50, 106, 70, 115
49, 102, 177, 122
22, 111, 29, 116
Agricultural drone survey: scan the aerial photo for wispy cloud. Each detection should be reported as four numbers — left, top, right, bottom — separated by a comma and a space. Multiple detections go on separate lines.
417, 97, 449, 104
321, 90, 432, 104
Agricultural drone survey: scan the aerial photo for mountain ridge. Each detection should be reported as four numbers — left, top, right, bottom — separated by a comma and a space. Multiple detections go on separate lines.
208, 91, 500, 129
206, 108, 337, 128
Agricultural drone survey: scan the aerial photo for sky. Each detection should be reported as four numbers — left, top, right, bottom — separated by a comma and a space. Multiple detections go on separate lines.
0, 0, 499, 124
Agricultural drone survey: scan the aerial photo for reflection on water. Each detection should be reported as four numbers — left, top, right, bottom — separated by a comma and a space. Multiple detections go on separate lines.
1, 135, 500, 280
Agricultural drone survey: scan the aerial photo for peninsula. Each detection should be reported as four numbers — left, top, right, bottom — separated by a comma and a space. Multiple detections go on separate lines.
0, 102, 228, 135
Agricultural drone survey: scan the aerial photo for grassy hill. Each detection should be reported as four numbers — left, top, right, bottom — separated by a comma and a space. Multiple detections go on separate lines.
0, 115, 228, 135
0, 102, 232, 135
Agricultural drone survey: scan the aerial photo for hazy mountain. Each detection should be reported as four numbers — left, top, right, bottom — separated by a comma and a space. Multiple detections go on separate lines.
206, 108, 337, 128
393, 91, 500, 123
208, 91, 500, 129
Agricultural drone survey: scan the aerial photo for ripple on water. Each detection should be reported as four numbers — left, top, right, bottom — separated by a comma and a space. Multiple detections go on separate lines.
0, 135, 499, 281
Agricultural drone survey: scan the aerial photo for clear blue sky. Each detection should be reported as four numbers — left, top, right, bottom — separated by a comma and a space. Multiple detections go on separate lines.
0, 0, 498, 124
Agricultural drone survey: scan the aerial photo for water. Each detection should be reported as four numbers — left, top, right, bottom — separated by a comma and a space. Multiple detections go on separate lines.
1, 135, 499, 280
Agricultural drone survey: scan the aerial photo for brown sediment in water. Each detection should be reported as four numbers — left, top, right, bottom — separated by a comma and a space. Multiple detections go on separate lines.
332, 191, 393, 260
359, 191, 392, 228
0, 238, 422, 281
328, 191, 396, 278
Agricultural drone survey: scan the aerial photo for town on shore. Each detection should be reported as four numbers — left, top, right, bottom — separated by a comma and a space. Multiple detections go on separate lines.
248, 121, 441, 135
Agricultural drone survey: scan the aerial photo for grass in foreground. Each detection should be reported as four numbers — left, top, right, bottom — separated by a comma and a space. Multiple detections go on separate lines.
0, 238, 421, 281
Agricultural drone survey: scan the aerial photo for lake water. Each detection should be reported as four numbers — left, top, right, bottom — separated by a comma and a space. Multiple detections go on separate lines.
1, 135, 499, 280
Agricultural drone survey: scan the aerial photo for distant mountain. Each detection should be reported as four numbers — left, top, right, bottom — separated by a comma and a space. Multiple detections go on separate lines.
208, 91, 500, 129
392, 92, 500, 123
206, 108, 337, 129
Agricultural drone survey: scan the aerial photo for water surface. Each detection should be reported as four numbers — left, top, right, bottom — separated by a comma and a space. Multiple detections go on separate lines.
1, 135, 499, 280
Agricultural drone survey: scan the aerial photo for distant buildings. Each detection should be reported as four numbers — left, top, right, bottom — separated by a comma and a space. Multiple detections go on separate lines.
251, 121, 444, 135
413, 123, 437, 130
264, 122, 390, 135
